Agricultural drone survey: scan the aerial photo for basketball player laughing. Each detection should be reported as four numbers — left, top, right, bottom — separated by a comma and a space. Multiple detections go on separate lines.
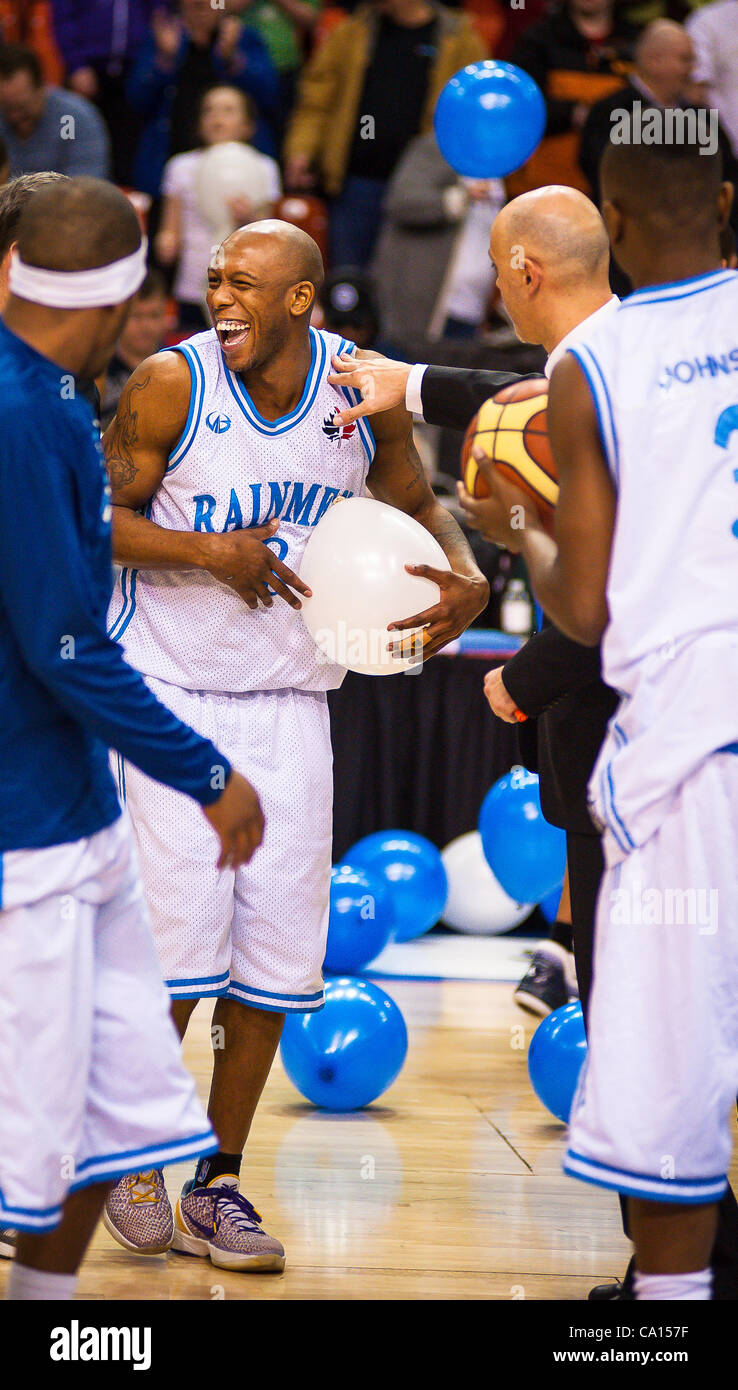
102, 219, 489, 1270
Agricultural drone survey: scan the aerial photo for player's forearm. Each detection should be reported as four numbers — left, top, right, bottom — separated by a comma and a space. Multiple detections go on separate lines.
519, 526, 605, 646
112, 506, 214, 571
417, 497, 487, 587
49, 645, 230, 805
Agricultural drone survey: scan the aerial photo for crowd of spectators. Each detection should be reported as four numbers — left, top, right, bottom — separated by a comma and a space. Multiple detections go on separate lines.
0, 0, 736, 353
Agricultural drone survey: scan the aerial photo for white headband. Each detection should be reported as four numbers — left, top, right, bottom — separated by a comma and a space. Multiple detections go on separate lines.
8, 238, 148, 309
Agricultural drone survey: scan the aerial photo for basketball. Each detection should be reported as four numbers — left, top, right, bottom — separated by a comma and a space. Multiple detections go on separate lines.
460, 377, 559, 534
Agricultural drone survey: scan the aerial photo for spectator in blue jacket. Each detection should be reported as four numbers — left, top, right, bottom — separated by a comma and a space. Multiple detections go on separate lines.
50, 0, 158, 185
127, 0, 279, 198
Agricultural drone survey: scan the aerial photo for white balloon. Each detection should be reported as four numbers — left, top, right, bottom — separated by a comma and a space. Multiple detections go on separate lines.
441, 832, 533, 935
193, 142, 274, 244
299, 496, 451, 676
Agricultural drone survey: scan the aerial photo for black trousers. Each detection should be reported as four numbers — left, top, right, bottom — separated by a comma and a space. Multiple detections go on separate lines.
566, 828, 738, 1298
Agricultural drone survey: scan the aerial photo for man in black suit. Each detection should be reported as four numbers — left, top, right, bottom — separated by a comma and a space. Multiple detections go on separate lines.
330, 184, 619, 1027
328, 182, 738, 1300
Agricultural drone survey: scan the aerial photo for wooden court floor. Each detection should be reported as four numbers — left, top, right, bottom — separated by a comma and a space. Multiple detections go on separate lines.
5, 979, 735, 1301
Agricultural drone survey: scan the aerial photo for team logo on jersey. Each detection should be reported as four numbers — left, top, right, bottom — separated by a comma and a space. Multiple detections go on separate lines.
322, 407, 356, 445
206, 411, 232, 434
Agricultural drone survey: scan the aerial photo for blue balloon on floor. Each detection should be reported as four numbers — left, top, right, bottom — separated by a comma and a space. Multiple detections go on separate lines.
479, 769, 566, 905
433, 60, 546, 179
528, 1002, 587, 1124
281, 978, 409, 1112
346, 830, 448, 942
324, 864, 394, 974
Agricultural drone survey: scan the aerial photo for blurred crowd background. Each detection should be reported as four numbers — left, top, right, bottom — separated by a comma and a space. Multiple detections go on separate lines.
1, 0, 737, 629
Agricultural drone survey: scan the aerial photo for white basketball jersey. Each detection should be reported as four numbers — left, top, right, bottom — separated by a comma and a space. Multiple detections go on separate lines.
571, 269, 738, 859
108, 327, 374, 692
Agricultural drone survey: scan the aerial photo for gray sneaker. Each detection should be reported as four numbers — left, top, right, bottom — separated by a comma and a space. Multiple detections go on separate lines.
103, 1170, 173, 1254
172, 1177, 285, 1272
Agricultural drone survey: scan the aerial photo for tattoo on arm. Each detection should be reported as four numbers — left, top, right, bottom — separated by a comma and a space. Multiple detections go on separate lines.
404, 426, 425, 491
429, 510, 463, 550
105, 374, 149, 492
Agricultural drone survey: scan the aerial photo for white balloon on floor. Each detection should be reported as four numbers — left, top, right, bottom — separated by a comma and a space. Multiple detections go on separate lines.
299, 496, 451, 675
441, 831, 533, 935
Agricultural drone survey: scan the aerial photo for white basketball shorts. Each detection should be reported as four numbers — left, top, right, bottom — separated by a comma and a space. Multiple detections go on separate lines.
0, 814, 215, 1232
565, 749, 738, 1204
115, 679, 333, 1013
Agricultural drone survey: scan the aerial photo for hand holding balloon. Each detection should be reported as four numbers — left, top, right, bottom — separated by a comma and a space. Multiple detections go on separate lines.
388, 564, 490, 661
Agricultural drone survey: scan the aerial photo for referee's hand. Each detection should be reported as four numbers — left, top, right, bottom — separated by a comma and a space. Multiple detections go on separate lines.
328, 354, 412, 425
203, 770, 265, 870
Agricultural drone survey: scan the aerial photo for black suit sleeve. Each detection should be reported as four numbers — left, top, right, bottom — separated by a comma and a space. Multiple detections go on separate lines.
500, 622, 604, 718
419, 366, 527, 431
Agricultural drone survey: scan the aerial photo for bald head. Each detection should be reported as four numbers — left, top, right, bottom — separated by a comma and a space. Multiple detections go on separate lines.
207, 218, 326, 374
636, 19, 689, 68
489, 186, 613, 353
492, 186, 610, 289
634, 19, 693, 104
15, 176, 141, 272
219, 219, 324, 295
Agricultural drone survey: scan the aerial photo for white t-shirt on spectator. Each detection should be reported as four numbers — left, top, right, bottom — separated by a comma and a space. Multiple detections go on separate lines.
162, 146, 282, 304
686, 0, 738, 155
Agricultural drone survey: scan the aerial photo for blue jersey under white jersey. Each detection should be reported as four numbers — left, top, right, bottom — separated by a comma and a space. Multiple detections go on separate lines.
569, 268, 738, 858
108, 327, 375, 693
0, 321, 227, 873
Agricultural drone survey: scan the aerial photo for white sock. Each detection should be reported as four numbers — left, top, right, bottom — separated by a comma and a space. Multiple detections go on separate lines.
5, 1263, 78, 1301
634, 1268, 712, 1300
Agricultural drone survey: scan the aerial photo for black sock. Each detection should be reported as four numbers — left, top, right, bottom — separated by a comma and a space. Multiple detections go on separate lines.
195, 1151, 242, 1188
548, 919, 573, 954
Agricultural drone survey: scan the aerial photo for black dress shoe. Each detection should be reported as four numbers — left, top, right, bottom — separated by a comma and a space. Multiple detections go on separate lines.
588, 1279, 623, 1300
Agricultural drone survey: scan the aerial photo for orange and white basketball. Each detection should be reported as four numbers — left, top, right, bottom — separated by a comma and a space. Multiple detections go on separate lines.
460, 378, 559, 534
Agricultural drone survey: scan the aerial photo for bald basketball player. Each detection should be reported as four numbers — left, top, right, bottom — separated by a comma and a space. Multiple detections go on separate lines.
464, 136, 738, 1301
0, 178, 264, 1301
103, 218, 489, 1270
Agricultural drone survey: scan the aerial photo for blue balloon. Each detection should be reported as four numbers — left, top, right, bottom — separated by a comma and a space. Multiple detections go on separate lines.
281, 977, 408, 1112
527, 1002, 587, 1123
433, 60, 546, 179
324, 864, 394, 974
539, 879, 565, 924
479, 768, 566, 904
346, 830, 448, 942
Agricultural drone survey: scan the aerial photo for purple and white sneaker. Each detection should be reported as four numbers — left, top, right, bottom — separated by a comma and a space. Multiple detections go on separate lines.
173, 1177, 285, 1272
103, 1170, 173, 1254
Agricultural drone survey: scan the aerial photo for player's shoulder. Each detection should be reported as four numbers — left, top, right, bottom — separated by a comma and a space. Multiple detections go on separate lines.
111, 348, 195, 440
123, 347, 192, 394
311, 324, 357, 361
